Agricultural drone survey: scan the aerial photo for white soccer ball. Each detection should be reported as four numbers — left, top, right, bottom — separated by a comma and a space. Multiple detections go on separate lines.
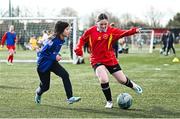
117, 93, 132, 109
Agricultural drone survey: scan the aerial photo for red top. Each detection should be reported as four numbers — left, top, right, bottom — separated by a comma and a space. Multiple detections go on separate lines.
75, 25, 138, 66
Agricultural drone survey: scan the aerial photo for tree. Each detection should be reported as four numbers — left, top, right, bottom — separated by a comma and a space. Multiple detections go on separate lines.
57, 7, 78, 27
0, 6, 21, 17
0, 8, 8, 17
109, 13, 121, 28
119, 13, 150, 29
126, 20, 150, 28
87, 12, 96, 27
58, 7, 78, 17
145, 7, 164, 28
11, 6, 20, 17
36, 7, 44, 17
120, 13, 132, 28
166, 12, 180, 28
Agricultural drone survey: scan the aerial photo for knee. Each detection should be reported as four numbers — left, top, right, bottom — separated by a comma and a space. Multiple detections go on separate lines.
61, 71, 69, 79
100, 80, 109, 84
9, 49, 14, 55
98, 76, 109, 84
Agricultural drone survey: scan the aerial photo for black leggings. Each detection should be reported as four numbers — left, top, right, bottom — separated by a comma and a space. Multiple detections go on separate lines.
166, 45, 176, 54
37, 61, 72, 99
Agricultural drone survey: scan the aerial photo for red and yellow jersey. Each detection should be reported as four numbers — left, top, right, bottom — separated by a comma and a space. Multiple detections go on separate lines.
76, 25, 137, 66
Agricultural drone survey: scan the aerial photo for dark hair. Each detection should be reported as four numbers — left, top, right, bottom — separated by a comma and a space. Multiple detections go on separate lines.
54, 21, 69, 37
43, 30, 47, 33
97, 13, 108, 22
110, 22, 115, 27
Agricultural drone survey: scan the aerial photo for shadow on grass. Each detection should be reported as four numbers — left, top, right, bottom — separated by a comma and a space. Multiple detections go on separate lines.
40, 104, 180, 118
150, 106, 180, 117
0, 85, 25, 89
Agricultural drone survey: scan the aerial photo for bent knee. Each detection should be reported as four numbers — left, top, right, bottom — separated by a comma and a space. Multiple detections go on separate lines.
60, 71, 69, 79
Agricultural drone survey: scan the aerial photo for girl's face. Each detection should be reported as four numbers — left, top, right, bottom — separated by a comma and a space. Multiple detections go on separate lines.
62, 26, 71, 37
97, 19, 109, 32
9, 25, 14, 32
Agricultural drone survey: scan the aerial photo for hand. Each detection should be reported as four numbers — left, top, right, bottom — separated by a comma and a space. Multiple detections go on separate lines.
15, 39, 18, 43
136, 28, 142, 33
74, 47, 83, 56
0, 45, 4, 48
56, 54, 62, 61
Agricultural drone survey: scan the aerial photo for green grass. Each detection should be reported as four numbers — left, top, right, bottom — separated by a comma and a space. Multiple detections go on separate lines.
0, 48, 180, 118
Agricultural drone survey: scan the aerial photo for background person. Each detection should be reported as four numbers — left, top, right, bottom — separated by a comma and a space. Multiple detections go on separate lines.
0, 25, 17, 65
165, 30, 176, 56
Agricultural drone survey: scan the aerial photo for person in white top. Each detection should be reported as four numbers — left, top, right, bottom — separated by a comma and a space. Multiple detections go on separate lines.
42, 30, 49, 45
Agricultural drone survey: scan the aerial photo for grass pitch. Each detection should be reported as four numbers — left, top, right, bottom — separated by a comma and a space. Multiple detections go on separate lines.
0, 48, 180, 118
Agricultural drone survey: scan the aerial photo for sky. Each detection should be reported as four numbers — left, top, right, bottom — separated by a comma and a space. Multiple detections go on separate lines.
0, 0, 179, 28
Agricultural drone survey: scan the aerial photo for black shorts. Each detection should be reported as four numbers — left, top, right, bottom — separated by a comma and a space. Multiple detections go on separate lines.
93, 63, 122, 74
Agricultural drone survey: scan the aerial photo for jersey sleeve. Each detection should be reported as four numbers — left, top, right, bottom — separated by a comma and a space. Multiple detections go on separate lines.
76, 29, 91, 49
1, 32, 7, 45
112, 27, 138, 41
74, 29, 91, 56
41, 40, 57, 61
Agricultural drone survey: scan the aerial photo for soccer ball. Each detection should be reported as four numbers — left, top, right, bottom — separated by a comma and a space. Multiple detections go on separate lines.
117, 93, 132, 109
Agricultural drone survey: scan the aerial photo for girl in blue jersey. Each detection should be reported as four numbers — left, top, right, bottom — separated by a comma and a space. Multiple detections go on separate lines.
35, 21, 81, 104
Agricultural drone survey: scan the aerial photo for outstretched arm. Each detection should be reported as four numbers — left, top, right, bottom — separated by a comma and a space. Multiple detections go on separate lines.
119, 27, 139, 38
112, 27, 140, 41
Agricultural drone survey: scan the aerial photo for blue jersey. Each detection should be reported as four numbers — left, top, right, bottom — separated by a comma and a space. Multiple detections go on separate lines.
1, 32, 16, 46
37, 36, 65, 72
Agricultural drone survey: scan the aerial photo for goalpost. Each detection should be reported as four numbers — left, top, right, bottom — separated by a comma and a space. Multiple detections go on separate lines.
127, 29, 155, 53
0, 17, 78, 64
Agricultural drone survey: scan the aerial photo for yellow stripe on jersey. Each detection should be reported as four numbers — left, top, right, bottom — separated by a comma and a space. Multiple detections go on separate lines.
89, 35, 92, 48
108, 34, 112, 50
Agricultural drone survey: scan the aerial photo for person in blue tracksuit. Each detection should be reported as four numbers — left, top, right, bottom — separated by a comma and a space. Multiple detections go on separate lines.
35, 21, 81, 104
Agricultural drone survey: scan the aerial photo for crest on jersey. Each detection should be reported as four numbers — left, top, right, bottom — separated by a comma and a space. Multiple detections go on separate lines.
103, 34, 108, 39
97, 36, 101, 40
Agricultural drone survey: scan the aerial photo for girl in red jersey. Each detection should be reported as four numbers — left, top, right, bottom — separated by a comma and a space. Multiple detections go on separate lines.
1, 25, 17, 65
74, 13, 143, 108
